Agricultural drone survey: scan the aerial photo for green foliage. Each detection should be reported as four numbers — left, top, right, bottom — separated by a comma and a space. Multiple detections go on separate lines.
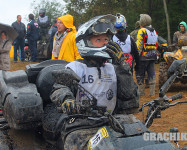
64, 0, 187, 43
30, 0, 65, 23
30, 0, 187, 42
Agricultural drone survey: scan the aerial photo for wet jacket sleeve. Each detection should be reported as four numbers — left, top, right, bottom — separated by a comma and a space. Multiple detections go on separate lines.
136, 28, 145, 55
114, 63, 139, 112
130, 37, 139, 65
50, 83, 75, 107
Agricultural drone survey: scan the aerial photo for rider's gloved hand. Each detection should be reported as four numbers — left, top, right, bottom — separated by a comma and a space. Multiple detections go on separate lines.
105, 41, 125, 65
61, 99, 81, 115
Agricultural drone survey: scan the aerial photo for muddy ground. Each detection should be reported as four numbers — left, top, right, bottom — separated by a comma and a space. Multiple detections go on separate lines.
0, 60, 186, 149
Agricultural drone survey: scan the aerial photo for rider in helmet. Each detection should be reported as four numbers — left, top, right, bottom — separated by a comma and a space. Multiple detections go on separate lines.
136, 14, 158, 96
37, 8, 51, 41
173, 21, 187, 47
112, 13, 139, 73
47, 14, 139, 149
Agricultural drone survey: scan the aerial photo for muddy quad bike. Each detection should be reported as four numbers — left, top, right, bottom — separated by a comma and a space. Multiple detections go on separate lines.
24, 38, 51, 62
56, 69, 186, 150
0, 60, 186, 150
159, 36, 187, 88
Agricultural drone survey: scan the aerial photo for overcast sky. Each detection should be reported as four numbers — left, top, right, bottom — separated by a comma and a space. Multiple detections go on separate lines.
0, 0, 65, 26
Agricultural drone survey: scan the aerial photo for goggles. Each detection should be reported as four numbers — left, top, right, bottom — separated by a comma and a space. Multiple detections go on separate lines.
92, 22, 116, 35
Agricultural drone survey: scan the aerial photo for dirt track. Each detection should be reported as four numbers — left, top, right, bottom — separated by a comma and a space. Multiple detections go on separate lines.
9, 60, 187, 148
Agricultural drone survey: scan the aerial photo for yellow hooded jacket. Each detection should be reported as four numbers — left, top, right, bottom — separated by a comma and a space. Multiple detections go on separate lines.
52, 14, 81, 62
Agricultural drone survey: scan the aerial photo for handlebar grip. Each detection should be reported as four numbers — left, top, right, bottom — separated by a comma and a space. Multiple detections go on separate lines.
169, 93, 182, 101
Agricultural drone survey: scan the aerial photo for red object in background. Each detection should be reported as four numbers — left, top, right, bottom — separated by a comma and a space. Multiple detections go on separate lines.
124, 53, 133, 67
24, 46, 28, 51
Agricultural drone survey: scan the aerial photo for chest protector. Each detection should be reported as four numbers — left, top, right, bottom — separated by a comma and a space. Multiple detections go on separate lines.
141, 28, 158, 60
113, 35, 131, 53
39, 16, 49, 24
66, 61, 117, 113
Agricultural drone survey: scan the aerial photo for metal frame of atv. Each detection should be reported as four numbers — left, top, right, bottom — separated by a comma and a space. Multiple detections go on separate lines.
140, 70, 187, 128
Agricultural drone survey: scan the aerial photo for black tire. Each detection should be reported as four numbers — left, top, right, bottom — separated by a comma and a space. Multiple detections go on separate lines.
159, 62, 169, 88
36, 62, 68, 105
26, 59, 69, 84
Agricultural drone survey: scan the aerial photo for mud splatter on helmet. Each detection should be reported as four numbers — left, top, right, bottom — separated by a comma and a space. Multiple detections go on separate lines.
76, 14, 116, 59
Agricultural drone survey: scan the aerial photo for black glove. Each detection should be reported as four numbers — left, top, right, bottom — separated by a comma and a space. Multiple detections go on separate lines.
61, 99, 81, 115
105, 41, 125, 65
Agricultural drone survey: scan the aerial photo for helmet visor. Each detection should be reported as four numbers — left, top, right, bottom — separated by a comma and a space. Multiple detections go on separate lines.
92, 22, 116, 35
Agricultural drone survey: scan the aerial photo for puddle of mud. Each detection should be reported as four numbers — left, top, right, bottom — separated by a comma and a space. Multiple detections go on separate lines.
0, 128, 58, 150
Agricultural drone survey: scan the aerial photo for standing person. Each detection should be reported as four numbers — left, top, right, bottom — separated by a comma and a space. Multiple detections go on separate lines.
46, 14, 139, 149
136, 14, 158, 96
26, 14, 39, 62
11, 15, 26, 62
130, 21, 140, 41
173, 21, 187, 46
37, 8, 51, 42
49, 19, 57, 53
130, 20, 150, 88
112, 13, 139, 73
0, 31, 12, 70
51, 14, 81, 61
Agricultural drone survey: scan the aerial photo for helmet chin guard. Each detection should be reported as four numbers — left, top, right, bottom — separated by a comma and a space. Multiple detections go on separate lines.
76, 14, 116, 59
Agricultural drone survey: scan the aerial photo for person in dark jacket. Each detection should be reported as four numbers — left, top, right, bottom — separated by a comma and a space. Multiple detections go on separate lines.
26, 14, 39, 62
12, 15, 26, 62
112, 13, 139, 74
49, 19, 57, 53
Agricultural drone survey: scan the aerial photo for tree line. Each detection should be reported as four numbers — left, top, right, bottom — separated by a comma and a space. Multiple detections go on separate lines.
31, 0, 187, 43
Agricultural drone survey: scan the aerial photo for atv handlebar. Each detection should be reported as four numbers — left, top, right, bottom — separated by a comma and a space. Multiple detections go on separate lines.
169, 93, 182, 101
140, 93, 187, 128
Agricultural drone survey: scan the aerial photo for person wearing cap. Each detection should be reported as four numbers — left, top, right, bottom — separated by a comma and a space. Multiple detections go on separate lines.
173, 21, 187, 46
130, 21, 140, 42
136, 14, 158, 96
44, 14, 139, 149
51, 14, 81, 62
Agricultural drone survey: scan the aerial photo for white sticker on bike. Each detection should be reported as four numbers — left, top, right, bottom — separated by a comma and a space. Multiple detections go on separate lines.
88, 127, 109, 149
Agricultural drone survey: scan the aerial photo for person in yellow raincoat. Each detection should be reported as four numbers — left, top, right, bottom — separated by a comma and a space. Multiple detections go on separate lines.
51, 14, 81, 61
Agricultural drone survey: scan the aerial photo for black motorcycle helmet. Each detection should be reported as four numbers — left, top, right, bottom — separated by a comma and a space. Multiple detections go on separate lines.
39, 8, 46, 18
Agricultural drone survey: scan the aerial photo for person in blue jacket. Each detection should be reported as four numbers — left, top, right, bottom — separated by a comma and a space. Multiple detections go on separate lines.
26, 14, 39, 62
